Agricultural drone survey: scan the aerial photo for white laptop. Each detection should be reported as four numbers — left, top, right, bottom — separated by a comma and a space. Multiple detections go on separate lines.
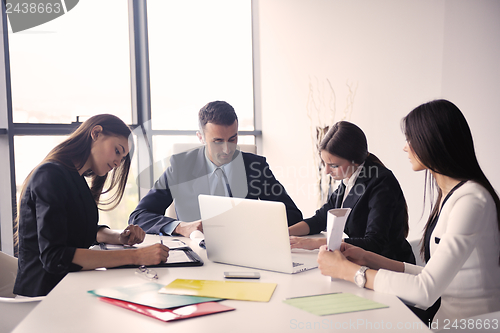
198, 195, 318, 274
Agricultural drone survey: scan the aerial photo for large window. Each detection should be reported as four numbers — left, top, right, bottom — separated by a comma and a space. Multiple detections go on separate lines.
2, 0, 255, 240
9, 0, 132, 124
147, 0, 255, 170
147, 0, 254, 133
8, 0, 132, 230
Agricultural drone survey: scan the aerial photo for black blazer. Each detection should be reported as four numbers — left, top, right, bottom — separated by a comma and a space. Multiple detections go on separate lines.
14, 162, 100, 297
305, 159, 415, 263
129, 147, 303, 234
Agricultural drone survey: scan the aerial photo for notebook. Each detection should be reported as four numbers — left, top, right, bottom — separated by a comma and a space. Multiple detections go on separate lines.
198, 195, 318, 274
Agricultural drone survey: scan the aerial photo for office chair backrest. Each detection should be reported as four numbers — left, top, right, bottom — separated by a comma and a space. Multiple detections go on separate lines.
0, 251, 18, 298
171, 143, 257, 155
0, 251, 44, 332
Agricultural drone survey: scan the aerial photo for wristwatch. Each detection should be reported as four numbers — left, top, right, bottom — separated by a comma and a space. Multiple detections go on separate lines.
354, 266, 369, 288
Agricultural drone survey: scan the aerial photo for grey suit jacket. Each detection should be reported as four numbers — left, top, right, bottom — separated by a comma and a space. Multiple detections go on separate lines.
129, 147, 303, 234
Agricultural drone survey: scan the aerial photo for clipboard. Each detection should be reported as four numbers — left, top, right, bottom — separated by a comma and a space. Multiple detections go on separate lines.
96, 243, 204, 268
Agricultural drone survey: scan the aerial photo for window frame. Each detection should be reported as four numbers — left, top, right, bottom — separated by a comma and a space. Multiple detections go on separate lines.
0, 0, 260, 254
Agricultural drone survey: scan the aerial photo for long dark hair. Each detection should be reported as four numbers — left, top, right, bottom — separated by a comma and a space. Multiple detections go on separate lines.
14, 114, 133, 248
320, 121, 409, 237
402, 99, 500, 261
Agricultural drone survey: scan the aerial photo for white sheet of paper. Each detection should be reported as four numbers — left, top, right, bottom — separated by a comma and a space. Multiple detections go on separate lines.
166, 250, 192, 263
162, 239, 189, 250
327, 208, 351, 251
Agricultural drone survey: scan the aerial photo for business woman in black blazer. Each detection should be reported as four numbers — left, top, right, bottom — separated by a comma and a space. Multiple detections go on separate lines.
289, 121, 415, 264
14, 115, 169, 297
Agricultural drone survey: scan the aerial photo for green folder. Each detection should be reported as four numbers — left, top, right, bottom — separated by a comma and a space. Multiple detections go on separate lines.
284, 293, 388, 316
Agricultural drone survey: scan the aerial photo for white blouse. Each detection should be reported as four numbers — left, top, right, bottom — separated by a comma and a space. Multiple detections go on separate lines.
374, 181, 500, 322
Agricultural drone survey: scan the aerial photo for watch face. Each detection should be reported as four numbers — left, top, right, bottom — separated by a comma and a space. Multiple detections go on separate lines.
355, 271, 366, 287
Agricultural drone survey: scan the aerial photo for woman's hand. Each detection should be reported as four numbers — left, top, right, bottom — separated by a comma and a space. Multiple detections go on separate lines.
340, 242, 368, 266
290, 236, 326, 250
135, 244, 170, 266
119, 225, 146, 246
317, 245, 351, 279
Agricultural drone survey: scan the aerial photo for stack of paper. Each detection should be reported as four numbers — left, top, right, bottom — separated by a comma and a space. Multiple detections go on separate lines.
88, 282, 223, 308
88, 282, 233, 322
90, 278, 278, 322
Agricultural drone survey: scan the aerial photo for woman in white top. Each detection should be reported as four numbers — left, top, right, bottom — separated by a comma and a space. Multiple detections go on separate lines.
317, 99, 500, 325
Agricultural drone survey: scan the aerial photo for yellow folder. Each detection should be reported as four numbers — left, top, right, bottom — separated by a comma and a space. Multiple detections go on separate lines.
159, 279, 277, 302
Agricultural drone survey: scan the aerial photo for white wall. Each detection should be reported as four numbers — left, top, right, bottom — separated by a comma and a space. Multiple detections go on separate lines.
254, 0, 500, 241
441, 0, 500, 199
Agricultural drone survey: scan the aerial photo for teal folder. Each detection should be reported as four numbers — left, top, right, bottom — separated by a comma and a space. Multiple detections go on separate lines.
88, 282, 221, 309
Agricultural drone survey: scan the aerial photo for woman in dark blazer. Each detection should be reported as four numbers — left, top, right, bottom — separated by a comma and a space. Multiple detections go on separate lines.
289, 121, 415, 264
14, 114, 170, 297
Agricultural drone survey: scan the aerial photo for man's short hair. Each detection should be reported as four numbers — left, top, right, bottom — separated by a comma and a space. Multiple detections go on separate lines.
198, 101, 238, 133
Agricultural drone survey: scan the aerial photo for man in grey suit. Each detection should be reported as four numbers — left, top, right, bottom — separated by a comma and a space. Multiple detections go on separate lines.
129, 101, 303, 237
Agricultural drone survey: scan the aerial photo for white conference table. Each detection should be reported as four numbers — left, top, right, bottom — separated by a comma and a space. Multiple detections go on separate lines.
13, 235, 431, 333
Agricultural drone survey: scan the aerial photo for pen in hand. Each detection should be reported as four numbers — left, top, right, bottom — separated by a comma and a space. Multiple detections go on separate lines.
158, 232, 169, 264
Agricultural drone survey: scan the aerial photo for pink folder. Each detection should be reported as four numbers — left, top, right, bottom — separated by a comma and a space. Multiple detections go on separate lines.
99, 297, 234, 322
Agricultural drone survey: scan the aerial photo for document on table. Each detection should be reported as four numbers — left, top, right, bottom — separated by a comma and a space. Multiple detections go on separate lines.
167, 250, 193, 263
283, 293, 388, 316
326, 208, 351, 251
88, 282, 221, 309
159, 279, 277, 302
99, 297, 234, 322
98, 239, 188, 251
162, 239, 190, 250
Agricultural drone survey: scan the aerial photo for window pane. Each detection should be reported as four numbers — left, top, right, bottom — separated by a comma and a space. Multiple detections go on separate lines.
8, 0, 131, 124
14, 136, 66, 186
147, 0, 254, 131
14, 136, 138, 231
